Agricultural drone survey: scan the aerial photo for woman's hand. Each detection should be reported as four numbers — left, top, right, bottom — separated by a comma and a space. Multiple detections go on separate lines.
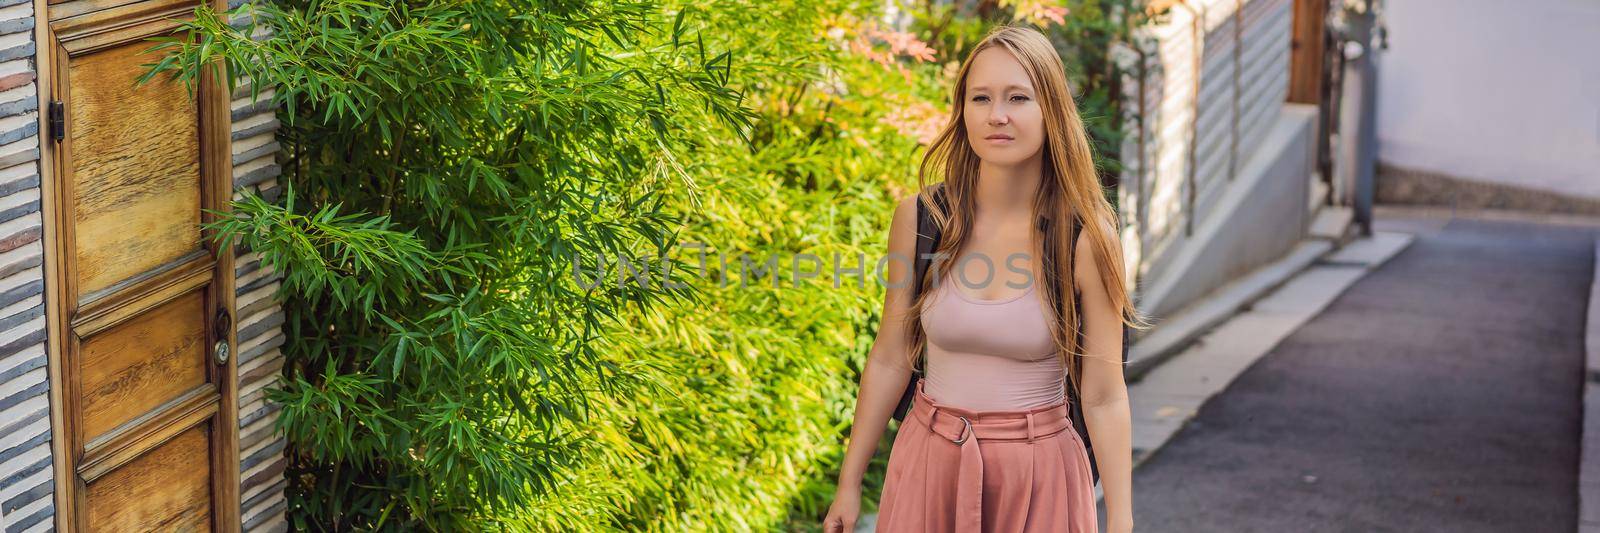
822, 484, 861, 533
1106, 515, 1134, 533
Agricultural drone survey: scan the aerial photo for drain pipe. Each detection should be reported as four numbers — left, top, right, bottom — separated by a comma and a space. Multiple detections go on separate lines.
1345, 0, 1385, 237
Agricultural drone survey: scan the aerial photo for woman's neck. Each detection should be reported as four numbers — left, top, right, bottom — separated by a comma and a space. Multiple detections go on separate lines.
974, 154, 1044, 219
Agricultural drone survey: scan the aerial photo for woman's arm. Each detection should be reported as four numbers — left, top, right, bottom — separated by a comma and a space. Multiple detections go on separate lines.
1075, 218, 1134, 533
834, 194, 921, 492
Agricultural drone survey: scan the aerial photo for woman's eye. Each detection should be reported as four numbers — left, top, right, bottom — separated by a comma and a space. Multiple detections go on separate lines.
1010, 95, 1030, 103
972, 95, 989, 103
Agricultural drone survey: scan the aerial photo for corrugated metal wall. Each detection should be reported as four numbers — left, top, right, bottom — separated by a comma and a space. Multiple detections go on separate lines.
1121, 0, 1293, 291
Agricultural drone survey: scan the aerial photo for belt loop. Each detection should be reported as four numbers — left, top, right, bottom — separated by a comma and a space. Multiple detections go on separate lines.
1026, 411, 1037, 442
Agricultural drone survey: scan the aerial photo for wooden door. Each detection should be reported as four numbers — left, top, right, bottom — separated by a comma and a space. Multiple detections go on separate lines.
44, 0, 239, 530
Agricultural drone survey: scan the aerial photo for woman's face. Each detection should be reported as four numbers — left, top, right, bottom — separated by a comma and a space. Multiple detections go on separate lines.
962, 47, 1045, 166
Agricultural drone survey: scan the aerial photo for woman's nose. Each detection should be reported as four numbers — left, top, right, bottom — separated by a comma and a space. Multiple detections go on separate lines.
988, 111, 1009, 126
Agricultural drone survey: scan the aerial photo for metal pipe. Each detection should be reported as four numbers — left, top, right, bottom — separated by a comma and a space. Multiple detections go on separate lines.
1348, 0, 1380, 237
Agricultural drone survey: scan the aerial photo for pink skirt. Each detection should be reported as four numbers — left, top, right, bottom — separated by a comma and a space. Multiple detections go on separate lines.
875, 378, 1098, 533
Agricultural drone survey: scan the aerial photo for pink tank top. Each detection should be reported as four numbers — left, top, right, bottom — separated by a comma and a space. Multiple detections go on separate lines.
922, 271, 1065, 412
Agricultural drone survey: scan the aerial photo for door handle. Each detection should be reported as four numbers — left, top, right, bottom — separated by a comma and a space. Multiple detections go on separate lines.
213, 306, 233, 365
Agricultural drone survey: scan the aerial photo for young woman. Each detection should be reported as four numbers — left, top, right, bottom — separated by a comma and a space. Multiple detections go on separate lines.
823, 25, 1147, 533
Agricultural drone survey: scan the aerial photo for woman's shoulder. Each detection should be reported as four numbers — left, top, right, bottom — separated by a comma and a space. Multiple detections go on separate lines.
894, 182, 948, 220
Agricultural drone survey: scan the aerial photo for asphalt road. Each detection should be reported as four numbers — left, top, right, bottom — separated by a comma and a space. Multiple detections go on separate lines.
1109, 211, 1596, 532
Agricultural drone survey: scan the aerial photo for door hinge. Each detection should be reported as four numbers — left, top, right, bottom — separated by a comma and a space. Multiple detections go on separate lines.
48, 100, 63, 143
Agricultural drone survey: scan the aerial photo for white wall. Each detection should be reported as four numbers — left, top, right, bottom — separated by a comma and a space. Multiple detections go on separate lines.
1376, 0, 1600, 199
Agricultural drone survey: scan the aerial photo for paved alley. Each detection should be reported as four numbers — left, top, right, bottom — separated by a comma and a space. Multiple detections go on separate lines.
1113, 208, 1596, 532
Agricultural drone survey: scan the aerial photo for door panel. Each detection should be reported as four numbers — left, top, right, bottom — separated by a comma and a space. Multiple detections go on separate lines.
68, 36, 203, 292
78, 288, 208, 440
70, 36, 204, 294
46, 0, 239, 530
85, 423, 215, 532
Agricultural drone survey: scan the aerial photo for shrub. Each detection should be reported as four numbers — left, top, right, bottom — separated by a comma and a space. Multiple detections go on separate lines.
147, 0, 752, 529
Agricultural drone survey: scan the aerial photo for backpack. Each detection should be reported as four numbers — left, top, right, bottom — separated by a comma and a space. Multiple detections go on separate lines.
890, 184, 1130, 485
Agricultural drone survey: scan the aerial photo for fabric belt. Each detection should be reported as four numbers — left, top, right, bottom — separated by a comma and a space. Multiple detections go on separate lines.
910, 378, 1076, 532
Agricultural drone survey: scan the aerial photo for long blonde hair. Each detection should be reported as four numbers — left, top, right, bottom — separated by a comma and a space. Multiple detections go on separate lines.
903, 24, 1153, 396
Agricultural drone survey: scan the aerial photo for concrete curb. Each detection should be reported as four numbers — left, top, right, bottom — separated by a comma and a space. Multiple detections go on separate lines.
1125, 207, 1352, 381
1579, 238, 1600, 533
1125, 240, 1332, 381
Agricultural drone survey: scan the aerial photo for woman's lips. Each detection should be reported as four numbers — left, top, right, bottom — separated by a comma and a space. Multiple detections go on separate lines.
985, 135, 1014, 143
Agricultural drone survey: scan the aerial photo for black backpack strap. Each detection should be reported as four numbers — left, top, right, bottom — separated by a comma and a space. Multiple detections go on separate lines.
1060, 216, 1102, 484
891, 185, 945, 422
